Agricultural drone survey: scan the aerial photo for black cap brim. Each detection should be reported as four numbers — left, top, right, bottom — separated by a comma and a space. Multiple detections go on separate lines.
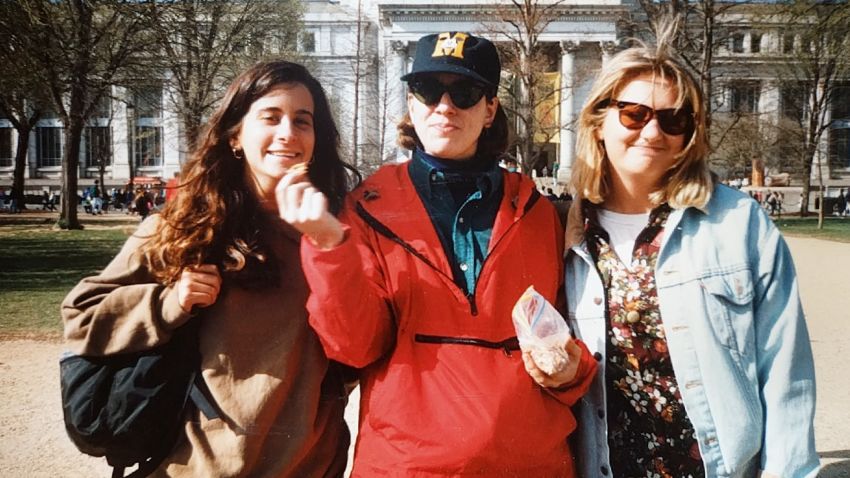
401, 64, 496, 89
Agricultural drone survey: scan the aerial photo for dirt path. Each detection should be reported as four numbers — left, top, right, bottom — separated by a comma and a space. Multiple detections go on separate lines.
0, 236, 847, 477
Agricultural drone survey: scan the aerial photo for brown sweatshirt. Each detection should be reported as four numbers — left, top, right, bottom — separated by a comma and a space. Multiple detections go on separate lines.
62, 215, 349, 478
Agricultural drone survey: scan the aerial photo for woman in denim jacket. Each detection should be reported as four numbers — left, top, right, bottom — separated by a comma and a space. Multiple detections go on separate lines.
564, 21, 819, 478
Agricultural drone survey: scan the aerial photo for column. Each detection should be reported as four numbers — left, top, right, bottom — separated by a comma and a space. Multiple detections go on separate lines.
600, 41, 618, 67
815, 80, 832, 181
112, 87, 131, 181
161, 79, 181, 178
557, 40, 579, 185
388, 40, 408, 161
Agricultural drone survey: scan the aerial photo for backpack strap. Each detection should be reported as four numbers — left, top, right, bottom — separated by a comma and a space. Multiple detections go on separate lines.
190, 372, 220, 420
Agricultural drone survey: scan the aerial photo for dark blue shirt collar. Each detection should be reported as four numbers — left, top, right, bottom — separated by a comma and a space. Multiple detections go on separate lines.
414, 148, 494, 173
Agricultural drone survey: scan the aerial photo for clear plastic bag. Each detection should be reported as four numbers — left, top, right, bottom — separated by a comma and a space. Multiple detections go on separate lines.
511, 286, 571, 375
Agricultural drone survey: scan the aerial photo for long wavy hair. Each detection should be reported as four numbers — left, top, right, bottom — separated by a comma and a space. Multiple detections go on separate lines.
570, 18, 712, 210
140, 61, 360, 286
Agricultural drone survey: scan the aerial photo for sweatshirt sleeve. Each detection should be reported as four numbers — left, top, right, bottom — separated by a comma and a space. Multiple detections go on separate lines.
302, 203, 396, 369
61, 216, 193, 356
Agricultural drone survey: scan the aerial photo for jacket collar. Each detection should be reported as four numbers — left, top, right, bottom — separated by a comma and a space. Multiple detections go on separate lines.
355, 162, 539, 272
565, 198, 588, 251
564, 197, 691, 252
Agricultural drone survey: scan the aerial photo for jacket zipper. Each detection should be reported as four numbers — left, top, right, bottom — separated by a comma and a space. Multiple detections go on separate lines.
414, 334, 520, 357
356, 201, 477, 315
355, 191, 541, 317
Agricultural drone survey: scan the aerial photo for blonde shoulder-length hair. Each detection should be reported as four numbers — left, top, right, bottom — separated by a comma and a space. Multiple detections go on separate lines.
571, 24, 712, 210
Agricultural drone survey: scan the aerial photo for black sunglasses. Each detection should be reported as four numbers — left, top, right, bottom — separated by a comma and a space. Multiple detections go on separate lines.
409, 76, 490, 110
604, 100, 694, 136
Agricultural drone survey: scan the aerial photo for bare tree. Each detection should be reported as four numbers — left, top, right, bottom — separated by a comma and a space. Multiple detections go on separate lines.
142, 0, 303, 155
0, 27, 50, 210
768, 1, 850, 220
350, 0, 365, 167
1, 0, 147, 229
632, 0, 743, 140
711, 114, 782, 183
482, 0, 569, 174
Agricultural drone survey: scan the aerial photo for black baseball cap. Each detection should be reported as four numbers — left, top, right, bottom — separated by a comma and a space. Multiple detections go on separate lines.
401, 32, 501, 91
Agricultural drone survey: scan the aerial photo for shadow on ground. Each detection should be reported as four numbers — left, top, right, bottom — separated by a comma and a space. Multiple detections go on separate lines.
819, 450, 850, 478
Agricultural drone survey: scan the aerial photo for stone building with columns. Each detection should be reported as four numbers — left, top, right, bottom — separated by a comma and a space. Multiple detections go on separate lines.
2, 0, 848, 197
304, 0, 631, 182
305, 0, 850, 187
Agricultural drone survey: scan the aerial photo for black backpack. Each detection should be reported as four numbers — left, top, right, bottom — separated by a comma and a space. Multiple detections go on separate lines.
60, 319, 219, 478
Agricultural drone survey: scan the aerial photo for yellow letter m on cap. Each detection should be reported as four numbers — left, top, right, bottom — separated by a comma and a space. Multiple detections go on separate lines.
432, 32, 469, 59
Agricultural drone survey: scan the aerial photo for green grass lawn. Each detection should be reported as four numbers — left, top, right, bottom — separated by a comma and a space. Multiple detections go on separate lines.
774, 216, 850, 243
0, 215, 847, 336
0, 225, 131, 335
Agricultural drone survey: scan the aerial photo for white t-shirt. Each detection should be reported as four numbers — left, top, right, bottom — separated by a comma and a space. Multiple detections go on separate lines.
597, 209, 650, 270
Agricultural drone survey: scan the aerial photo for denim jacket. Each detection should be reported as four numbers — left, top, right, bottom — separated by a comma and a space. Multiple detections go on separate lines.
565, 184, 819, 478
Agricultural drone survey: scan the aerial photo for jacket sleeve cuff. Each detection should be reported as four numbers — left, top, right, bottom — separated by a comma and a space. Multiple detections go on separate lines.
546, 340, 598, 404
302, 224, 351, 254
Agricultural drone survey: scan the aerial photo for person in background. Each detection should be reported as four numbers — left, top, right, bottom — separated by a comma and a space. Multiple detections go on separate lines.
837, 188, 847, 217
564, 19, 818, 478
276, 31, 596, 477
133, 188, 151, 221
90, 180, 103, 215
62, 60, 358, 477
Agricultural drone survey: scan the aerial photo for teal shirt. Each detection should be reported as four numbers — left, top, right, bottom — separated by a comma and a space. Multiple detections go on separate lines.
408, 148, 503, 295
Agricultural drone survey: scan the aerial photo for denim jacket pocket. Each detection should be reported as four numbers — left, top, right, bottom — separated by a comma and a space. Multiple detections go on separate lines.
698, 268, 754, 353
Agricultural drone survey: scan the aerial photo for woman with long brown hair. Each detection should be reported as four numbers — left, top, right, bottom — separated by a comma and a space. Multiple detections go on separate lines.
62, 60, 359, 476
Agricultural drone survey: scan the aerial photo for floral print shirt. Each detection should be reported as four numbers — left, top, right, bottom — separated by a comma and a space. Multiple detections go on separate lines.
585, 203, 704, 478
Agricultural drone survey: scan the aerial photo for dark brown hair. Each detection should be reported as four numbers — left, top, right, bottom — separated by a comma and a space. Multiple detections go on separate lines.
140, 61, 360, 286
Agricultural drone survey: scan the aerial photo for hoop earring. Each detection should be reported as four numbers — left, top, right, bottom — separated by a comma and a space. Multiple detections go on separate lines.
232, 148, 244, 159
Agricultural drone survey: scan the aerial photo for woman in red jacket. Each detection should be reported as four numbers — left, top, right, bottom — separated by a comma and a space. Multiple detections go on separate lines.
277, 32, 596, 477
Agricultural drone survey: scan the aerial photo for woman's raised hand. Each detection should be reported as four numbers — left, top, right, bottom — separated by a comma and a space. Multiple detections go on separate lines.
176, 264, 222, 313
275, 165, 345, 250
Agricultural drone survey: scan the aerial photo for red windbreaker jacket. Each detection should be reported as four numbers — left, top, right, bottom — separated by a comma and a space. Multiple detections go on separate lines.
303, 163, 596, 477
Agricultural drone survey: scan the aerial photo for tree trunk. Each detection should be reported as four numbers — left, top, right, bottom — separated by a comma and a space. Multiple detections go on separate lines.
183, 112, 202, 159
751, 157, 764, 187
800, 149, 813, 217
60, 120, 84, 229
351, 0, 362, 168
11, 126, 31, 211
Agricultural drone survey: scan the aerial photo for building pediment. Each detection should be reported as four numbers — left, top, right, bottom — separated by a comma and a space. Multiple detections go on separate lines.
378, 2, 627, 41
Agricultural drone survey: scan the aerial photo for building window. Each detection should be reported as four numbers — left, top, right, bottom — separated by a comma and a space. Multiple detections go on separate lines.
299, 31, 316, 53
751, 33, 762, 53
134, 126, 162, 167
730, 83, 760, 114
37, 127, 63, 167
780, 85, 806, 123
85, 126, 112, 167
134, 87, 162, 119
0, 128, 13, 167
130, 86, 163, 168
833, 130, 850, 170
783, 33, 795, 54
731, 33, 745, 53
830, 85, 850, 170
93, 96, 111, 119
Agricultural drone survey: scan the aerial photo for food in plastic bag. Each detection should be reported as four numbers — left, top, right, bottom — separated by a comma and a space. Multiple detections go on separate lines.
511, 286, 571, 375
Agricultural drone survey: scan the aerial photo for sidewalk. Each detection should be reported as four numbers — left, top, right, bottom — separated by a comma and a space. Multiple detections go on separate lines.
0, 209, 142, 226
